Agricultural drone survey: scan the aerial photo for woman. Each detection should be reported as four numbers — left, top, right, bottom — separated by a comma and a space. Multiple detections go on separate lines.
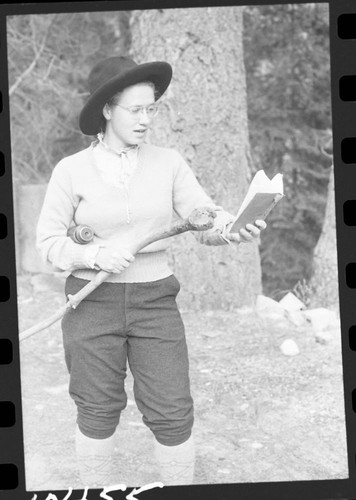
36, 56, 266, 487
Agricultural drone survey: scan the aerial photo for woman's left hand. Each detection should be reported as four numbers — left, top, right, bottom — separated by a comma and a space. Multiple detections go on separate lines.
225, 220, 267, 244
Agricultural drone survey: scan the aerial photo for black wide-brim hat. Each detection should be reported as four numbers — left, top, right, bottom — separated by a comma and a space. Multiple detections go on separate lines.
79, 56, 173, 136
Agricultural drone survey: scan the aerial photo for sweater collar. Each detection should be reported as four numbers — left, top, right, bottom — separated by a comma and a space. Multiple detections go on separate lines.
93, 132, 139, 157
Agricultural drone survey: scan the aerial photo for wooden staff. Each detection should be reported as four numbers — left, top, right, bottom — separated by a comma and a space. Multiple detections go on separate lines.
19, 207, 216, 342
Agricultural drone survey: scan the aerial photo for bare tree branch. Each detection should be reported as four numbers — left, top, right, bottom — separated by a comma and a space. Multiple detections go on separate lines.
9, 15, 56, 96
9, 40, 45, 96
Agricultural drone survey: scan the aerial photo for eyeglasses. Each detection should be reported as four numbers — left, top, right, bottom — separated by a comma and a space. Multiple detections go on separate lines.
113, 103, 160, 118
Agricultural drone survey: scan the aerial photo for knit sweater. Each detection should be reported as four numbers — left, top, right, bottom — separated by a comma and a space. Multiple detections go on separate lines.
36, 140, 233, 283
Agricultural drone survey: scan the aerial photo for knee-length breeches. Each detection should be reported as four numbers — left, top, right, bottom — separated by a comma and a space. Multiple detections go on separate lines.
61, 274, 194, 446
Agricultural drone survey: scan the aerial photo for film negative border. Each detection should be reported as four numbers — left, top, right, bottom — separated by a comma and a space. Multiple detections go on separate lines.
332, 1, 356, 494
0, 0, 356, 499
0, 10, 23, 497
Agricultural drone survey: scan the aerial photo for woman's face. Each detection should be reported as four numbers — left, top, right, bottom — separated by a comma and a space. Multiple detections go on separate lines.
103, 82, 156, 150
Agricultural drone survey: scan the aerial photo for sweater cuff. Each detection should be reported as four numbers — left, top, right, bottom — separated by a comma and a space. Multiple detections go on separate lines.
84, 244, 102, 269
196, 209, 235, 246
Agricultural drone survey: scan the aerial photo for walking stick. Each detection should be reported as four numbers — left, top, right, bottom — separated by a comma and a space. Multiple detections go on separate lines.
19, 207, 216, 342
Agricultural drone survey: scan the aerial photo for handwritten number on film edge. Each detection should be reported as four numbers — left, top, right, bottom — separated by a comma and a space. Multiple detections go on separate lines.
30, 482, 164, 500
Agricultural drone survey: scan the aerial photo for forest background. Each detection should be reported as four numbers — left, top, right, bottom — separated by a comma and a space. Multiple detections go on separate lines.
7, 3, 334, 309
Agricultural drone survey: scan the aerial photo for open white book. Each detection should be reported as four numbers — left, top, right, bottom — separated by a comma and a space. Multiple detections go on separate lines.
228, 170, 284, 234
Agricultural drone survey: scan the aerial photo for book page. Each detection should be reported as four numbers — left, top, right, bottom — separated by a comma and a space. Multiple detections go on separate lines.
235, 170, 284, 219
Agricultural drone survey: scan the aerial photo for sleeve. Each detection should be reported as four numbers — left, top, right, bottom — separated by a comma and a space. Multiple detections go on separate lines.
172, 151, 215, 218
36, 160, 95, 272
172, 152, 233, 246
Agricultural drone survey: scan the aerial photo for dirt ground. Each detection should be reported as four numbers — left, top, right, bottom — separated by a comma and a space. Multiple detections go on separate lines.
17, 273, 348, 491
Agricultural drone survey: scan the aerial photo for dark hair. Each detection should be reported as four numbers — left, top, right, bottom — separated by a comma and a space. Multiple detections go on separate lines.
99, 81, 158, 134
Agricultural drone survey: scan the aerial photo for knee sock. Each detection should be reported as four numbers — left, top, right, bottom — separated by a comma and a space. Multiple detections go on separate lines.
75, 425, 117, 488
154, 434, 195, 485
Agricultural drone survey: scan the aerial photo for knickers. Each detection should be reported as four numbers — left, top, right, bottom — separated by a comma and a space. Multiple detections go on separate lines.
61, 274, 194, 446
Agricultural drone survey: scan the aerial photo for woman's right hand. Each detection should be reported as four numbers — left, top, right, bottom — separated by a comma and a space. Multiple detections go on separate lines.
95, 246, 135, 273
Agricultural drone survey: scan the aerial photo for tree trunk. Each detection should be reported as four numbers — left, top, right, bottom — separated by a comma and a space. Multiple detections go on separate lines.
309, 164, 339, 311
129, 6, 262, 310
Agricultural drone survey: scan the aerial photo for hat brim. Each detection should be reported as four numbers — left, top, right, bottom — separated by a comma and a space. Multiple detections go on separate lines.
79, 61, 172, 136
